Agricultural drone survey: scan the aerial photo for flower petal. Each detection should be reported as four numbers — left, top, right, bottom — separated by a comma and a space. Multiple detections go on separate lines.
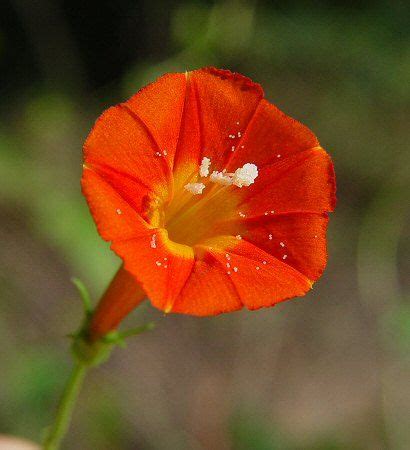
239, 147, 336, 217
84, 104, 175, 199
124, 72, 186, 169
81, 167, 150, 241
111, 230, 195, 312
226, 99, 319, 170
208, 239, 312, 310
185, 68, 263, 170
242, 212, 330, 281
171, 253, 243, 316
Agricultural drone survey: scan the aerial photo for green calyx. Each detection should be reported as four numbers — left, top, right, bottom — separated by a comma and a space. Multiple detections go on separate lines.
69, 277, 154, 368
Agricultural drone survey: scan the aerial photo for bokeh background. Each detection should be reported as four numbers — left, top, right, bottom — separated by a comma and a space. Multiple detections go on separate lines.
1, 1, 409, 449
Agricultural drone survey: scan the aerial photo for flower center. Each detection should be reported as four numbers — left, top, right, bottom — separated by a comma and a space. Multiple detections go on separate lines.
164, 158, 257, 247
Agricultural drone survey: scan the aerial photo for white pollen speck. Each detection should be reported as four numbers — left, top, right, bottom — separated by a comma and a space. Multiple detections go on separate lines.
277, 154, 281, 158
269, 234, 273, 240
233, 267, 238, 272
256, 266, 260, 270
280, 242, 285, 247
237, 132, 242, 137
155, 151, 162, 157
116, 208, 122, 215
283, 255, 288, 260
150, 234, 157, 248
270, 210, 275, 214
264, 211, 268, 216
239, 212, 246, 218
227, 271, 231, 275
164, 265, 168, 268
240, 145, 244, 149
163, 150, 168, 156
236, 235, 242, 240
199, 157, 211, 177
262, 260, 267, 265
236, 121, 240, 125
225, 253, 231, 260
231, 146, 235, 152
155, 261, 162, 266
184, 182, 206, 195
164, 257, 168, 261
314, 235, 318, 238
233, 163, 259, 187
226, 262, 231, 268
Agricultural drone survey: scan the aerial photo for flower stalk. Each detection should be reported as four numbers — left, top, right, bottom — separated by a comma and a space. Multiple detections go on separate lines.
42, 275, 152, 450
43, 362, 87, 450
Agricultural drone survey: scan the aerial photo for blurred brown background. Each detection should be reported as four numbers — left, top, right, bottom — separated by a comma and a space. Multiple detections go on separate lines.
0, 1, 409, 449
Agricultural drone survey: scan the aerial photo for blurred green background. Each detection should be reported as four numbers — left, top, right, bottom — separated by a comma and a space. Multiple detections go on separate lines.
1, 1, 409, 449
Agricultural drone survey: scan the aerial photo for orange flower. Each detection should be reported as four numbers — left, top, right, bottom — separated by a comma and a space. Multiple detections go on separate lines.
82, 68, 336, 338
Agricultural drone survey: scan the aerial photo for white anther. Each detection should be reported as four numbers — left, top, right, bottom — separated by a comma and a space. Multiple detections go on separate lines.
184, 182, 206, 195
232, 163, 258, 187
116, 208, 122, 215
210, 171, 233, 186
199, 157, 211, 177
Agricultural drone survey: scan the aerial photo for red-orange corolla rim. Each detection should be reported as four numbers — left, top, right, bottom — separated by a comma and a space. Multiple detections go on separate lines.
82, 67, 336, 334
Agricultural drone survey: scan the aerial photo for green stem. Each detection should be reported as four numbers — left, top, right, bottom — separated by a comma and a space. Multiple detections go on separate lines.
43, 362, 88, 450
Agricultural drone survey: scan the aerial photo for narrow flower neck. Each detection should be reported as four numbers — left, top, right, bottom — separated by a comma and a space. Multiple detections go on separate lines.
89, 266, 146, 340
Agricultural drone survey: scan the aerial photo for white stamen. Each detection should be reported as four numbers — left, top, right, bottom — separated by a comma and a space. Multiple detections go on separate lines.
280, 242, 285, 247
150, 234, 157, 248
236, 121, 240, 125
233, 267, 238, 272
283, 255, 287, 260
116, 208, 122, 215
270, 210, 275, 214
184, 182, 206, 195
277, 154, 281, 158
232, 163, 258, 187
268, 234, 273, 240
155, 261, 162, 266
237, 132, 242, 137
199, 157, 211, 177
210, 171, 233, 186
